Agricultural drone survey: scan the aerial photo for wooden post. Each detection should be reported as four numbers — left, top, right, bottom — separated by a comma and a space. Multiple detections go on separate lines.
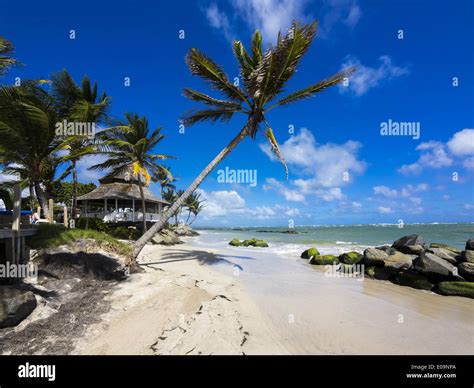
48, 199, 54, 223
63, 206, 68, 227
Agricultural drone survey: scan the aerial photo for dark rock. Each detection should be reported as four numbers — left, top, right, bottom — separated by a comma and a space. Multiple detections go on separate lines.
465, 239, 474, 251
413, 253, 462, 281
375, 245, 396, 255
392, 235, 426, 252
437, 282, 474, 299
394, 270, 434, 291
427, 247, 459, 265
458, 262, 474, 282
0, 287, 37, 328
459, 250, 474, 263
384, 252, 416, 270
400, 244, 425, 255
363, 248, 388, 266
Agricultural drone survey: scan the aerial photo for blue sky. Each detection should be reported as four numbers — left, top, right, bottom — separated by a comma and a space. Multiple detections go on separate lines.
1, 0, 473, 226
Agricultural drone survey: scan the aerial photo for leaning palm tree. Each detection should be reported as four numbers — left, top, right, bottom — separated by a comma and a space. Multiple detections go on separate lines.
133, 21, 355, 258
51, 70, 111, 218
0, 36, 18, 77
0, 82, 66, 216
90, 113, 172, 232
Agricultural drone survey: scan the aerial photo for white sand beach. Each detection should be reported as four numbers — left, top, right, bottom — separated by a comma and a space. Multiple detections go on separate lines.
72, 237, 474, 355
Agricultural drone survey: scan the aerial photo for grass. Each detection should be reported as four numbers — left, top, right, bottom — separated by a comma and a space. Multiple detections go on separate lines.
29, 224, 133, 257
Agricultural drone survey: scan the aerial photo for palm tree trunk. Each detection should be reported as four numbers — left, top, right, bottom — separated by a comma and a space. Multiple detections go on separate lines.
34, 181, 48, 218
186, 210, 191, 224
71, 160, 78, 219
133, 126, 249, 258
138, 176, 147, 233
189, 214, 197, 226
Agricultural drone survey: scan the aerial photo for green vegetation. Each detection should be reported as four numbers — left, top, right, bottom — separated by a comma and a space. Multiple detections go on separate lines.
29, 224, 132, 257
229, 238, 269, 247
76, 217, 109, 232
53, 182, 96, 208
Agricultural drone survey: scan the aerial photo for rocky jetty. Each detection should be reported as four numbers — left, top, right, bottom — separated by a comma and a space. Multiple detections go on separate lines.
300, 234, 474, 299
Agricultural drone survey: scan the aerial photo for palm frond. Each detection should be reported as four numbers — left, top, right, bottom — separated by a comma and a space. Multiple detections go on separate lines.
264, 125, 288, 179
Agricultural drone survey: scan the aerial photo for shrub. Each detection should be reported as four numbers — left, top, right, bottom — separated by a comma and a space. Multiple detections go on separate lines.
76, 217, 109, 232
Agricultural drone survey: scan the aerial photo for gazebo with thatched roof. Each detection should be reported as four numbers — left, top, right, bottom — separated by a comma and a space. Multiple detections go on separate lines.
77, 169, 168, 223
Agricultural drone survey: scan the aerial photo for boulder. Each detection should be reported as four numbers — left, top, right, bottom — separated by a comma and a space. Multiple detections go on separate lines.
0, 287, 37, 328
229, 239, 242, 247
392, 235, 426, 252
437, 282, 474, 299
363, 248, 388, 266
309, 255, 338, 265
339, 251, 363, 265
241, 238, 268, 248
152, 229, 182, 245
465, 239, 474, 251
394, 270, 434, 291
458, 262, 474, 282
401, 245, 425, 255
459, 250, 474, 263
253, 240, 269, 248
375, 245, 397, 255
384, 252, 416, 270
174, 225, 199, 236
430, 243, 461, 254
301, 247, 320, 259
413, 253, 461, 281
427, 247, 458, 265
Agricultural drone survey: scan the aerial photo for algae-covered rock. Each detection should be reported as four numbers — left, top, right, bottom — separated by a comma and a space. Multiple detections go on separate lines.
395, 270, 434, 291
301, 247, 320, 259
229, 239, 242, 246
253, 240, 269, 247
437, 282, 474, 299
309, 254, 338, 265
240, 238, 268, 248
339, 251, 363, 265
365, 266, 376, 277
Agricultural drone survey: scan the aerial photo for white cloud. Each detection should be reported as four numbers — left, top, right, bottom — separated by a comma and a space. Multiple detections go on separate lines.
197, 189, 248, 218
373, 183, 428, 199
399, 130, 474, 174
205, 3, 234, 41
464, 204, 474, 210
263, 178, 305, 202
447, 129, 474, 156
231, 0, 312, 43
373, 185, 397, 198
340, 55, 409, 96
377, 206, 393, 214
320, 0, 362, 35
399, 141, 453, 175
261, 128, 365, 203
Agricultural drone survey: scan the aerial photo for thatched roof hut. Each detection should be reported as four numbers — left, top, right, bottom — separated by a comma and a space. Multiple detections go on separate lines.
77, 169, 168, 223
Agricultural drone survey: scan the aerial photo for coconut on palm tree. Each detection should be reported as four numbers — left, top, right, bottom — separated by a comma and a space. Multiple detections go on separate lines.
133, 21, 355, 258
51, 70, 111, 219
90, 113, 172, 232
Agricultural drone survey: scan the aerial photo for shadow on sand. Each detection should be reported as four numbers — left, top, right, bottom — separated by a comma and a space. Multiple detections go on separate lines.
141, 249, 255, 271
